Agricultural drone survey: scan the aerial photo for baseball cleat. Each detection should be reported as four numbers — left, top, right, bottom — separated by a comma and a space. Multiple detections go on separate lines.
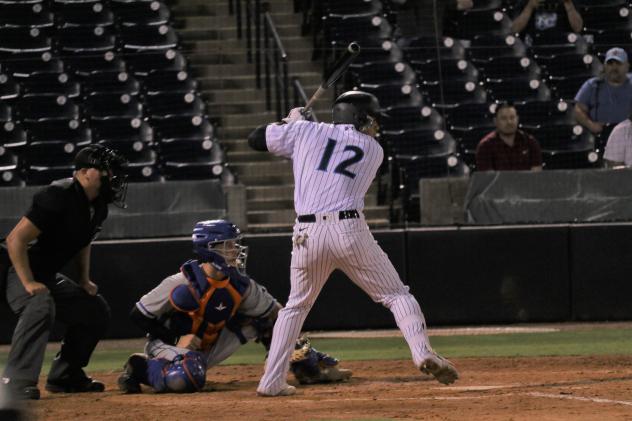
118, 353, 148, 394
257, 384, 296, 397
419, 353, 459, 385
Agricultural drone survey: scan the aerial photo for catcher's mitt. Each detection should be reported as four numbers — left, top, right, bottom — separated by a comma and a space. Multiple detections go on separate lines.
289, 337, 352, 385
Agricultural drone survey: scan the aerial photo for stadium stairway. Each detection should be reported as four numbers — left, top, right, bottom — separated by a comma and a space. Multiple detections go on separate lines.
173, 0, 390, 232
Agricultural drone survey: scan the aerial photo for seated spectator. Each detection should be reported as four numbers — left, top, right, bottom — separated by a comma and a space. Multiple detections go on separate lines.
574, 47, 632, 135
603, 112, 632, 168
511, 0, 583, 43
475, 103, 543, 171
395, 0, 473, 38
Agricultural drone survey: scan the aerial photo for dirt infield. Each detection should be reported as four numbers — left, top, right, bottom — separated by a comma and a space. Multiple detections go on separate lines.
20, 355, 632, 421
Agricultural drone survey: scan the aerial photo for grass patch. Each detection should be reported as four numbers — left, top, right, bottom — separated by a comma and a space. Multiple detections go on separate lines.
1, 328, 631, 374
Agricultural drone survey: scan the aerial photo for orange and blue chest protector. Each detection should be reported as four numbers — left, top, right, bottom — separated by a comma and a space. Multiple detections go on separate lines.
168, 259, 249, 350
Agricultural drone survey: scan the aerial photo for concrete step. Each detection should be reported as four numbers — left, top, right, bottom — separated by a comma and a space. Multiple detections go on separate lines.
248, 198, 294, 211
184, 36, 313, 54
247, 206, 391, 224
218, 129, 253, 142
191, 60, 316, 78
228, 159, 292, 178
222, 111, 277, 127
247, 184, 294, 200
207, 101, 268, 115
177, 24, 303, 40
238, 173, 294, 185
226, 150, 284, 163
187, 52, 250, 65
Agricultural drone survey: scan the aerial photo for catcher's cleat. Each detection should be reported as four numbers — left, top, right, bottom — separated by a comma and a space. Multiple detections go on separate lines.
117, 353, 148, 394
419, 353, 459, 385
257, 384, 296, 397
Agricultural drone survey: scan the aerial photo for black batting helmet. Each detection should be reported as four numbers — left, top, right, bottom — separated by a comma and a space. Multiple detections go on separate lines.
332, 90, 382, 130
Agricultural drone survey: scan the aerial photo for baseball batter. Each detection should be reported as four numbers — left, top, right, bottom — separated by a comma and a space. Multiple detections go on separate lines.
248, 91, 459, 397
117, 219, 350, 393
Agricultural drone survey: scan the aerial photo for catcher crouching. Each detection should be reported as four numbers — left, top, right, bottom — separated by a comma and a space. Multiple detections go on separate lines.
117, 219, 351, 394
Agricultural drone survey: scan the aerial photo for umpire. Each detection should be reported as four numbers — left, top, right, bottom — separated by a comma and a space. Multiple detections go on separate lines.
0, 144, 127, 400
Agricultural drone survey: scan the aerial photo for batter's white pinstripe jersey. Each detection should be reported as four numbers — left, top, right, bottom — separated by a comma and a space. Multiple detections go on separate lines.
266, 121, 383, 214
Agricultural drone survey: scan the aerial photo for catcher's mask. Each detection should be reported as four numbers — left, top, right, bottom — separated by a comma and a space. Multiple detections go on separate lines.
332, 90, 387, 133
74, 144, 128, 208
192, 219, 248, 274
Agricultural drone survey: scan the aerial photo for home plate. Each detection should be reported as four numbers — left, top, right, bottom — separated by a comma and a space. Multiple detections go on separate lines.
437, 385, 514, 391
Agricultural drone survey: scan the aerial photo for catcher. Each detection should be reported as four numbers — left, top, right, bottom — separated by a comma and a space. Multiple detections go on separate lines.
117, 219, 351, 394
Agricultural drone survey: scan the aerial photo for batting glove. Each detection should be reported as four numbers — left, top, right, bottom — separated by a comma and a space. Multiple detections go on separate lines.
282, 107, 309, 123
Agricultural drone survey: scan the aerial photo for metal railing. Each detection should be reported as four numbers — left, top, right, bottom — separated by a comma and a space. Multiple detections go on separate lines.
230, 0, 317, 121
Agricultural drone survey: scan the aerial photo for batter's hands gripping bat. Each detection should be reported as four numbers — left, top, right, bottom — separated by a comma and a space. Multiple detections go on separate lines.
304, 42, 361, 111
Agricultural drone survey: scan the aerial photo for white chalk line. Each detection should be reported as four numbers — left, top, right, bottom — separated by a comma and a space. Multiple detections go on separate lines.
527, 392, 632, 407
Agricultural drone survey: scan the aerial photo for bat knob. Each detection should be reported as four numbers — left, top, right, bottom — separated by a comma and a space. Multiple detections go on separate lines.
348, 42, 361, 54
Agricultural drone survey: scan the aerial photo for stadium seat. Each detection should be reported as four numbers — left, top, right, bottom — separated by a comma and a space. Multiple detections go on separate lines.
113, 0, 171, 26
151, 115, 215, 144
161, 145, 225, 181
18, 95, 80, 123
144, 92, 205, 120
0, 121, 27, 149
20, 72, 81, 98
0, 2, 54, 29
529, 32, 589, 58
0, 73, 20, 100
57, 26, 116, 54
380, 104, 444, 132
514, 100, 575, 129
383, 128, 458, 158
323, 14, 393, 46
124, 49, 186, 77
450, 124, 496, 167
486, 77, 551, 103
91, 118, 152, 144
0, 28, 52, 54
321, 0, 383, 17
1, 51, 64, 79
55, 1, 115, 28
528, 124, 598, 169
478, 55, 542, 80
359, 83, 425, 110
422, 80, 488, 109
468, 34, 527, 64
398, 36, 467, 62
411, 58, 480, 84
24, 140, 77, 184
63, 50, 126, 77
0, 146, 23, 187
144, 70, 197, 95
589, 29, 632, 60
83, 71, 141, 96
84, 92, 143, 122
119, 25, 178, 52
445, 102, 494, 130
445, 8, 512, 39
348, 39, 404, 66
582, 4, 632, 32
27, 120, 91, 146
350, 61, 417, 86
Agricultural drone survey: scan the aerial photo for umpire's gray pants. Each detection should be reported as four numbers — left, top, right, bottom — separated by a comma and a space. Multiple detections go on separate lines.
2, 268, 55, 385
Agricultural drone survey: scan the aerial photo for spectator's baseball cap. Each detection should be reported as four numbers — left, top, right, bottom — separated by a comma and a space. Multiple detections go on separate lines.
605, 47, 628, 63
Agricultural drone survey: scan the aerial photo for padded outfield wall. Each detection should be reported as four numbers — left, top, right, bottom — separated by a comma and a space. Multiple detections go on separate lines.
1, 223, 631, 343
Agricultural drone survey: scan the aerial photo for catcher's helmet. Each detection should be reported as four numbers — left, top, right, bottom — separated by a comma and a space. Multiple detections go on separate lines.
192, 219, 248, 273
74, 144, 128, 208
332, 90, 382, 130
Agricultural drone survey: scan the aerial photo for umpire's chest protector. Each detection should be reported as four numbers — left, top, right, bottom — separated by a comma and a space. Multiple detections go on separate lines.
168, 260, 249, 350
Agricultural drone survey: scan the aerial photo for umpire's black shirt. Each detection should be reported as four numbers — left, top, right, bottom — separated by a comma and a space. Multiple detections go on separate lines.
24, 178, 108, 284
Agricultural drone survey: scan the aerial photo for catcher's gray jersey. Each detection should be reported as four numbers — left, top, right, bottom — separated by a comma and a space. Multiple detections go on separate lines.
137, 271, 277, 366
257, 120, 437, 396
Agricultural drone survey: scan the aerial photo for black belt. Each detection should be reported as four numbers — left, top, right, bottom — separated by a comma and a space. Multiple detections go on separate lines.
297, 210, 359, 223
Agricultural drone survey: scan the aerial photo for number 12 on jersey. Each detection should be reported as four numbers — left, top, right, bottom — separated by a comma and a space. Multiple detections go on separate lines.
316, 138, 364, 179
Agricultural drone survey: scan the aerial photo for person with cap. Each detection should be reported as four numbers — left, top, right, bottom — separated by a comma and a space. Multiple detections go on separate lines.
574, 47, 632, 136
0, 144, 127, 400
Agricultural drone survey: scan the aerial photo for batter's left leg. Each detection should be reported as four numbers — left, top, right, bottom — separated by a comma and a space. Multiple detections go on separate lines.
257, 224, 335, 396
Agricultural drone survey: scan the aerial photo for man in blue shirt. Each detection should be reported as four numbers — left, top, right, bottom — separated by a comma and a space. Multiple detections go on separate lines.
574, 47, 632, 135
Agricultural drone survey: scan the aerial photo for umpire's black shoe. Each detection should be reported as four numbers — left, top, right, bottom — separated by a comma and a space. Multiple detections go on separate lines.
45, 377, 105, 394
117, 353, 148, 394
3, 381, 40, 400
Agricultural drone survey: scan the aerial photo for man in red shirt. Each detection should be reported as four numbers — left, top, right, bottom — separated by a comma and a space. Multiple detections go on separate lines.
475, 103, 543, 171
